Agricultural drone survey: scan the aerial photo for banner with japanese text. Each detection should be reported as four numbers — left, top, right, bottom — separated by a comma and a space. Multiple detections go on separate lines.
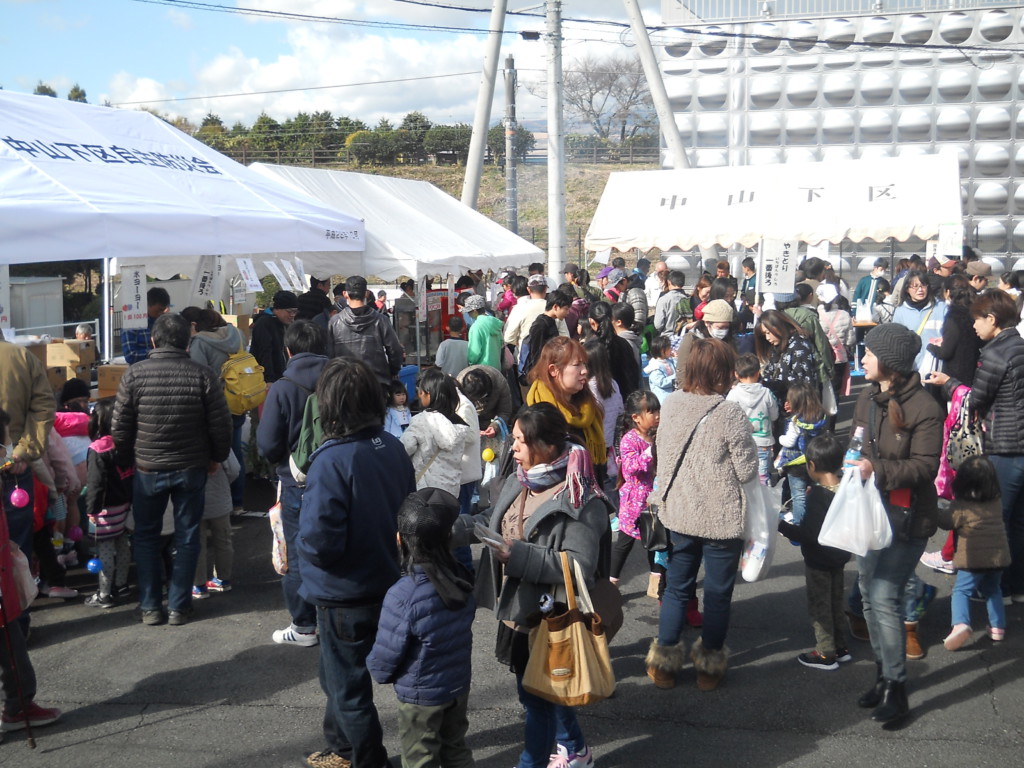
120, 265, 149, 329
758, 238, 797, 294
236, 258, 262, 294
188, 255, 218, 307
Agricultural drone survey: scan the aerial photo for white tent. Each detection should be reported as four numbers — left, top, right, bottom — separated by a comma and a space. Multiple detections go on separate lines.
0, 90, 365, 271
250, 163, 543, 280
584, 152, 963, 253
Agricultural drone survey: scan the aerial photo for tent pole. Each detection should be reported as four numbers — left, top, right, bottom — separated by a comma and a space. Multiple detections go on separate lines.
461, 0, 507, 210
102, 257, 112, 363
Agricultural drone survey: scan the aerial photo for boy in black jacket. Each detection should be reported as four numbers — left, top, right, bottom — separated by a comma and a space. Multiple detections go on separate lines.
779, 433, 852, 670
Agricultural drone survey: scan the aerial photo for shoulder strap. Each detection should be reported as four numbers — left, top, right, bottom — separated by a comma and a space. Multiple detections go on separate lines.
281, 376, 313, 395
916, 306, 934, 336
662, 400, 722, 500
866, 399, 880, 462
559, 551, 577, 612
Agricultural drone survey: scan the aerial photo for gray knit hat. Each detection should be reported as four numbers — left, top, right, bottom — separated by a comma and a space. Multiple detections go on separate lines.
864, 323, 921, 377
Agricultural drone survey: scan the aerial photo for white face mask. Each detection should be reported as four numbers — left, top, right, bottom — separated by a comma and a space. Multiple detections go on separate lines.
709, 328, 729, 340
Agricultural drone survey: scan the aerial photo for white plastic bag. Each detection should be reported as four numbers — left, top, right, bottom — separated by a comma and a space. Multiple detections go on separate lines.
740, 479, 777, 582
818, 466, 892, 556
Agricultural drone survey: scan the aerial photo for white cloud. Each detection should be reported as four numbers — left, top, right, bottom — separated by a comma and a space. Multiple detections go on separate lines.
102, 0, 665, 128
165, 9, 195, 31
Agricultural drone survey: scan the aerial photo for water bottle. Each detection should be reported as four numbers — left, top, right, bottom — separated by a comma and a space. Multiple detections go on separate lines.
844, 426, 865, 466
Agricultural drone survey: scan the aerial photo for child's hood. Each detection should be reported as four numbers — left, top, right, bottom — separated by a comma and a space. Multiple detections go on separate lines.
730, 382, 772, 411
54, 410, 89, 437
644, 356, 673, 374
417, 410, 468, 451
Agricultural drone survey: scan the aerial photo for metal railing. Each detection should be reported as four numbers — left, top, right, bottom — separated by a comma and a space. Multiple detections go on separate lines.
666, 0, 1021, 23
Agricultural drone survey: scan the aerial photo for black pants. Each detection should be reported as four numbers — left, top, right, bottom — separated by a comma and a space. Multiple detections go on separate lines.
610, 532, 666, 580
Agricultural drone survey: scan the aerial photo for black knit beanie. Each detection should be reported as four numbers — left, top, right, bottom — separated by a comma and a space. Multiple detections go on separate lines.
864, 323, 921, 377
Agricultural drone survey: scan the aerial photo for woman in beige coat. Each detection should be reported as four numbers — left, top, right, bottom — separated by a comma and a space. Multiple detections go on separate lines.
645, 338, 758, 692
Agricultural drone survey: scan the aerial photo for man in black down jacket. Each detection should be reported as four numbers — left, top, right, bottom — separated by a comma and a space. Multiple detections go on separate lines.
112, 314, 232, 627
251, 290, 299, 383
327, 276, 403, 389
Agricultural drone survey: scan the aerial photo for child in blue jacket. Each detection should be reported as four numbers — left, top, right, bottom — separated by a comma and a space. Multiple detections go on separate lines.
368, 487, 476, 768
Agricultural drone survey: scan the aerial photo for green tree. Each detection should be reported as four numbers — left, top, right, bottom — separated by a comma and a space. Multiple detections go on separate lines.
336, 115, 368, 144
248, 112, 283, 159
487, 123, 536, 162
422, 124, 472, 165
346, 130, 379, 165
399, 111, 432, 162
376, 117, 394, 132
33, 81, 57, 97
67, 83, 87, 102
196, 112, 228, 151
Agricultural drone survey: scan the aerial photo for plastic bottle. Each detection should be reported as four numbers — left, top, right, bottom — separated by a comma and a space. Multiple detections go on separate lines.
844, 426, 865, 465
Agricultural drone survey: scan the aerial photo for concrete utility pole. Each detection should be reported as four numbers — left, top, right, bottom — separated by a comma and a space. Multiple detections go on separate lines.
504, 54, 519, 234
461, 0, 508, 209
546, 0, 566, 280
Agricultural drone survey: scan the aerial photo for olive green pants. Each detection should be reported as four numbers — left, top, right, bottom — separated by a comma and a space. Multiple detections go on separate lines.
397, 692, 475, 768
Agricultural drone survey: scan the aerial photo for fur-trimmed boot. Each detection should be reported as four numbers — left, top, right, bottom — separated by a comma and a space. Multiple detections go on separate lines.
691, 638, 729, 691
645, 640, 685, 689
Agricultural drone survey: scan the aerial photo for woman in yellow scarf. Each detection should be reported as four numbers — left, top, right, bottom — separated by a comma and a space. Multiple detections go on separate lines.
525, 336, 606, 475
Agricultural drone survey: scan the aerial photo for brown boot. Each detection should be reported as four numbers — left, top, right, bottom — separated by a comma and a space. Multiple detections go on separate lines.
646, 573, 662, 600
645, 639, 684, 689
846, 610, 870, 642
691, 638, 729, 691
905, 621, 925, 660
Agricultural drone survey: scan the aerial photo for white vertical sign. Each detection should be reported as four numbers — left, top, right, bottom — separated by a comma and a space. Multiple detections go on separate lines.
926, 240, 939, 261
282, 260, 304, 294
120, 265, 149, 329
758, 238, 797, 294
0, 265, 11, 331
294, 257, 306, 285
211, 255, 225, 306
418, 276, 427, 322
938, 224, 964, 257
189, 255, 218, 306
263, 261, 291, 293
447, 274, 455, 308
236, 258, 263, 293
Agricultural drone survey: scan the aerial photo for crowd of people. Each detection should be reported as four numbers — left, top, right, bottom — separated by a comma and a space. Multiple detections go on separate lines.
1, 248, 1023, 766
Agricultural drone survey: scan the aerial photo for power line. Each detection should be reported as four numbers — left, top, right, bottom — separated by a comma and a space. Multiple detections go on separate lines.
109, 71, 479, 106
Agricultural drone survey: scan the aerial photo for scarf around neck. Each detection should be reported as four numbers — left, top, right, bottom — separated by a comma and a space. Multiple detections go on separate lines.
516, 441, 604, 507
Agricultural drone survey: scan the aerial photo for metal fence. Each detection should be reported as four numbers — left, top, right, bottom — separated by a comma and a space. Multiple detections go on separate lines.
666, 0, 1022, 23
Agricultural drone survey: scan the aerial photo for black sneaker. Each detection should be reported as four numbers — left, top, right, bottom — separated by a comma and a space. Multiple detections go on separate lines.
85, 593, 116, 609
141, 609, 167, 626
835, 648, 853, 663
798, 651, 838, 670
114, 584, 131, 599
168, 607, 194, 626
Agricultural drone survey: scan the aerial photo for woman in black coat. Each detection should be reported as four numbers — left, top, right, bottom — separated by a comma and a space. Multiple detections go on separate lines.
926, 275, 981, 387
586, 301, 640, 399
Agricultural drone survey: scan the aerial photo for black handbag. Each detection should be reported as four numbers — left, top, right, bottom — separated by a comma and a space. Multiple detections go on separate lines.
637, 505, 668, 552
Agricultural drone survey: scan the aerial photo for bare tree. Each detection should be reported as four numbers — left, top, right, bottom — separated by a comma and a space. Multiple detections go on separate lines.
531, 53, 654, 142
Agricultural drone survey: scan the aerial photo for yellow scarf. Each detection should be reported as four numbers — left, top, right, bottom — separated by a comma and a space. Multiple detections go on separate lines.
526, 380, 606, 465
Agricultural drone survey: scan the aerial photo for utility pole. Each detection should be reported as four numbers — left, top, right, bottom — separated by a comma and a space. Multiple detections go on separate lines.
504, 54, 519, 234
546, 0, 566, 280
461, 0, 507, 209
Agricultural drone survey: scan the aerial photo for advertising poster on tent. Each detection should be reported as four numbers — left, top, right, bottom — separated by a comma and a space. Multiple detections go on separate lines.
121, 266, 149, 329
938, 224, 964, 257
758, 238, 797, 294
189, 255, 218, 307
282, 261, 304, 294
0, 265, 11, 331
236, 258, 262, 294
264, 261, 291, 293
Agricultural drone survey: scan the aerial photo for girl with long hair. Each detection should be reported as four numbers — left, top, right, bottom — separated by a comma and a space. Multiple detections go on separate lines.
401, 368, 472, 497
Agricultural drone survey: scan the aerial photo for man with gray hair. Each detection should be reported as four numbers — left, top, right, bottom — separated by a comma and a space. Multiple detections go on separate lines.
112, 313, 232, 627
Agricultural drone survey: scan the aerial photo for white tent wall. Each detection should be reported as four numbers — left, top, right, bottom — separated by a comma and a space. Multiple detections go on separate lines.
249, 164, 544, 281
584, 153, 963, 254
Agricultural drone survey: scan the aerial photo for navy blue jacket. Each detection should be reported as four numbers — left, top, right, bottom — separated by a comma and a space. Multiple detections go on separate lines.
256, 352, 328, 483
297, 428, 416, 607
367, 567, 475, 706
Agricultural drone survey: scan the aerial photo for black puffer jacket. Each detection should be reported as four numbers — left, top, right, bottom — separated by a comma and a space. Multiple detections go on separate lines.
945, 327, 1024, 455
327, 306, 404, 387
112, 348, 232, 471
927, 303, 980, 386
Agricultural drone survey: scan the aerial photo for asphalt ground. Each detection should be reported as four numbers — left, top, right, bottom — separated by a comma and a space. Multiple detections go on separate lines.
6, 382, 1024, 767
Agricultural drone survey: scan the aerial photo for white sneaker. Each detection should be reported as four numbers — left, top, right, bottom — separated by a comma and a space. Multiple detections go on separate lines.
272, 626, 318, 647
42, 585, 78, 599
550, 744, 593, 768
919, 550, 956, 575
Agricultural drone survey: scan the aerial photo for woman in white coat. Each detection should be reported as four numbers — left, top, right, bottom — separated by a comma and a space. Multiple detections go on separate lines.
401, 368, 472, 497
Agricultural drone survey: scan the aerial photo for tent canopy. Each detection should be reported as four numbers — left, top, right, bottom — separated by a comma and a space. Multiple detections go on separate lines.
250, 163, 543, 281
584, 153, 963, 253
0, 90, 364, 266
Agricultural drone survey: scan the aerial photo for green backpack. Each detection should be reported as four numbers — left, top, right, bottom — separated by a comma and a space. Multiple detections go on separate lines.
288, 393, 323, 484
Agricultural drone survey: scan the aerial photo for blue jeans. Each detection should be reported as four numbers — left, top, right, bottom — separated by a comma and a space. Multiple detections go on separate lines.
317, 604, 390, 768
229, 414, 246, 508
847, 572, 924, 623
514, 673, 584, 768
455, 482, 476, 574
133, 466, 208, 613
659, 532, 742, 651
280, 480, 317, 632
988, 454, 1024, 596
856, 537, 927, 682
2, 467, 34, 564
756, 447, 771, 484
952, 569, 1005, 630
788, 473, 809, 525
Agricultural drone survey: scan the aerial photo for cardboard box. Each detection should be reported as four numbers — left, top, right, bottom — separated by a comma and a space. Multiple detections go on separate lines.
96, 390, 118, 401
64, 365, 91, 385
46, 366, 68, 393
97, 364, 129, 393
21, 343, 48, 367
48, 339, 96, 368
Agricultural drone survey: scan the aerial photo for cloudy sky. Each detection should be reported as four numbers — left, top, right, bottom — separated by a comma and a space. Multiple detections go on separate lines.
1, 0, 671, 129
